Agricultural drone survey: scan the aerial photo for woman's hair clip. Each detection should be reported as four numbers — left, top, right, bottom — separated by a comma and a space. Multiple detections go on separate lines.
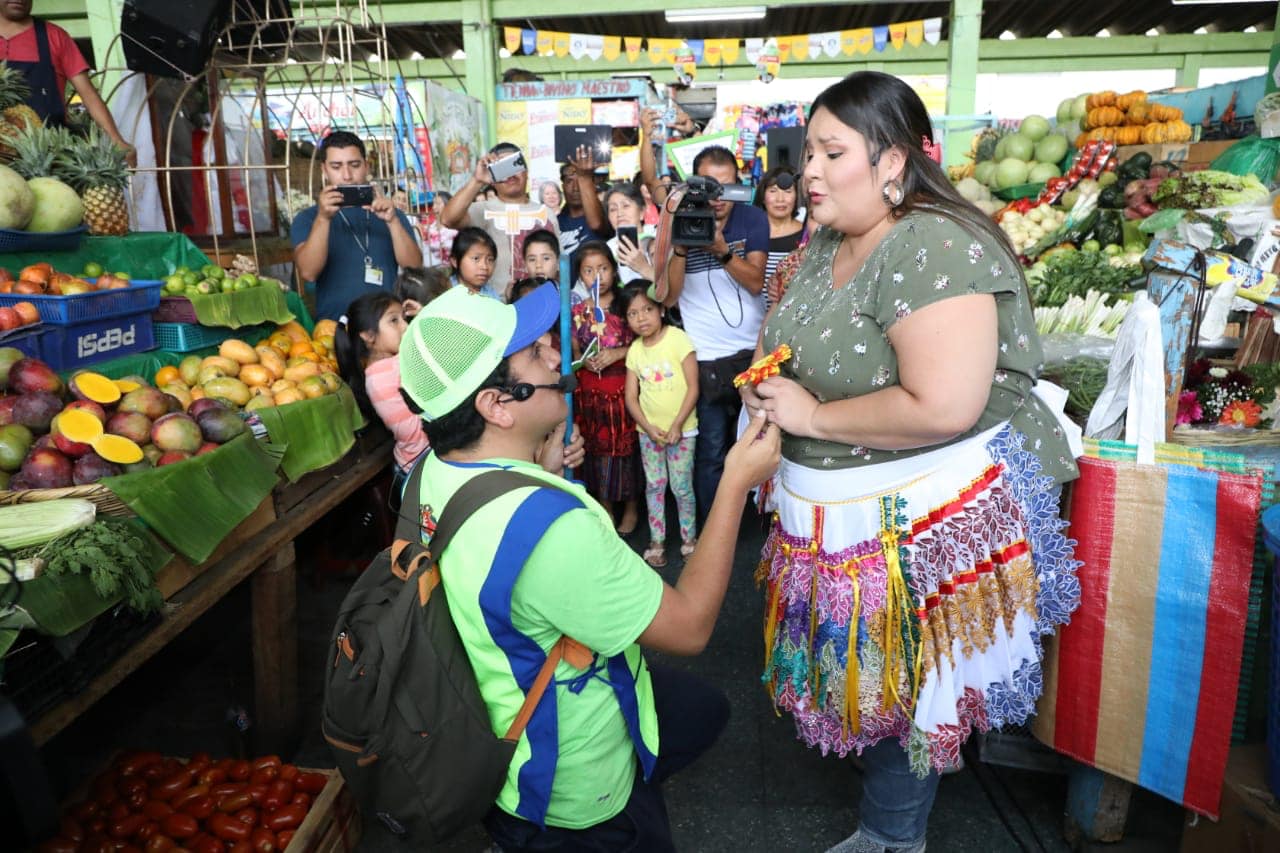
337, 314, 349, 328
921, 134, 941, 164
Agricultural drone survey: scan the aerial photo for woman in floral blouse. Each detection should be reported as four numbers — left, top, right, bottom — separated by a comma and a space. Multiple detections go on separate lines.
739, 72, 1082, 853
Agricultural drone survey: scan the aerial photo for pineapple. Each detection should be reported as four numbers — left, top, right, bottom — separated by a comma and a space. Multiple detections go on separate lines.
56, 129, 130, 236
972, 127, 1007, 163
0, 61, 41, 160
7, 123, 71, 179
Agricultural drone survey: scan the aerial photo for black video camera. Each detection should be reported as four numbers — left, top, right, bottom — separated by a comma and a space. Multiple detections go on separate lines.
670, 175, 754, 247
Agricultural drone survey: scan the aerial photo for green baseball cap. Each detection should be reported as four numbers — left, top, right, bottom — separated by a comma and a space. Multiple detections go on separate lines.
399, 283, 560, 420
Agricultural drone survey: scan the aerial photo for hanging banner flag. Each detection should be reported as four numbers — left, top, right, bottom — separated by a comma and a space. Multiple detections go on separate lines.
873, 26, 889, 52
705, 39, 723, 65
569, 33, 589, 59
687, 39, 704, 64
536, 30, 553, 56
719, 38, 740, 64
648, 38, 667, 64
791, 34, 811, 61
905, 20, 924, 47
504, 27, 521, 55
776, 38, 791, 63
625, 36, 643, 62
817, 32, 840, 59
553, 32, 571, 57
662, 39, 682, 64
603, 35, 621, 60
889, 23, 907, 50
521, 28, 536, 55
583, 34, 604, 60
840, 30, 857, 55
924, 17, 943, 45
744, 37, 764, 64
854, 28, 874, 54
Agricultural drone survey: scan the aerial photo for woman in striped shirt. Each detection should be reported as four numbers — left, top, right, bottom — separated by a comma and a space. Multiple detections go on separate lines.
754, 166, 804, 310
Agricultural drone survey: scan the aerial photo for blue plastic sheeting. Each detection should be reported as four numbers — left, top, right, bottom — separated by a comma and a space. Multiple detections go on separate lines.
1150, 74, 1267, 125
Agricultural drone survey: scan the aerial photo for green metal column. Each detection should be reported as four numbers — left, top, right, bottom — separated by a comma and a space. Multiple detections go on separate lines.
461, 0, 498, 146
1177, 54, 1201, 89
85, 0, 127, 103
1267, 1, 1280, 94
944, 0, 982, 168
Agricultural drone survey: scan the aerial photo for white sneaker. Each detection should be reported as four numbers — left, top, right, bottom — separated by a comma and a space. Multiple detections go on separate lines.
823, 830, 926, 853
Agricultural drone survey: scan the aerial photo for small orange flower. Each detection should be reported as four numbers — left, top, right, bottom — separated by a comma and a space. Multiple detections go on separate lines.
1219, 399, 1263, 428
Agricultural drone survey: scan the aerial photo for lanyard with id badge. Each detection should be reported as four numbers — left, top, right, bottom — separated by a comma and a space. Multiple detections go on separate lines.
338, 209, 384, 286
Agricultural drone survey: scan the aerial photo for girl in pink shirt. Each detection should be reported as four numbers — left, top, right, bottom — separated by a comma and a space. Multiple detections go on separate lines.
335, 293, 428, 479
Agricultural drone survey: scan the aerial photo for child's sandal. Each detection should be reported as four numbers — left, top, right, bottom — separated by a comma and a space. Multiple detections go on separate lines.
643, 542, 667, 567
680, 539, 697, 557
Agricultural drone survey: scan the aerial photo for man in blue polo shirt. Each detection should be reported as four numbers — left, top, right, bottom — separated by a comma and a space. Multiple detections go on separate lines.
291, 131, 422, 320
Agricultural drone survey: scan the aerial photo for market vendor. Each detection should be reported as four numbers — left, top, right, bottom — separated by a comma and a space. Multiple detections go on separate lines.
291, 131, 423, 321
0, 0, 132, 153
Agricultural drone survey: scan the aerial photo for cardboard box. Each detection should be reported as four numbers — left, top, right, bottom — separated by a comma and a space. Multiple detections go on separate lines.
1187, 139, 1238, 164
1180, 744, 1280, 853
1116, 142, 1192, 164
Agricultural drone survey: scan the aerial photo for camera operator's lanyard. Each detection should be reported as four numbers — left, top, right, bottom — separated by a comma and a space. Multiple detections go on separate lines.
338, 209, 383, 286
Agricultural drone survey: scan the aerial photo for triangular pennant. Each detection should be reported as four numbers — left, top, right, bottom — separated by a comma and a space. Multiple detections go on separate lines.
569, 33, 588, 59
625, 36, 643, 62
744, 37, 764, 64
664, 39, 682, 64
905, 20, 924, 47
602, 35, 621, 61
776, 38, 792, 63
583, 34, 604, 60
840, 30, 857, 56
924, 17, 943, 45
521, 28, 536, 55
854, 28, 874, 55
504, 26, 521, 55
720, 38, 740, 64
873, 26, 889, 52
789, 34, 809, 61
705, 39, 723, 65
687, 39, 704, 64
648, 38, 666, 64
536, 30, 553, 56
553, 32, 571, 58
889, 23, 907, 50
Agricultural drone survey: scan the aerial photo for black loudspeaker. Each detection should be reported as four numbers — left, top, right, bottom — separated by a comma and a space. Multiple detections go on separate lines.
121, 0, 231, 78
766, 127, 807, 172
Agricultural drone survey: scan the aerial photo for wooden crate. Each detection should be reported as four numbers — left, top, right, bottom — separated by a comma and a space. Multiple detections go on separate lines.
287, 768, 361, 853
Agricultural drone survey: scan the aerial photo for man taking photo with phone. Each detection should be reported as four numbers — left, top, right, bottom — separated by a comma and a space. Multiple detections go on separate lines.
441, 142, 559, 299
292, 131, 422, 320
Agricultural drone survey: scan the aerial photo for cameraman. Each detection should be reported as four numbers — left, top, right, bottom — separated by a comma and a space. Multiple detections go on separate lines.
441, 142, 559, 298
292, 131, 422, 321
652, 141, 768, 527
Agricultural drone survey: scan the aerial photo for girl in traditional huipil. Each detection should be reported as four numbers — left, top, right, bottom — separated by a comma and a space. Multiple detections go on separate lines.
741, 72, 1082, 853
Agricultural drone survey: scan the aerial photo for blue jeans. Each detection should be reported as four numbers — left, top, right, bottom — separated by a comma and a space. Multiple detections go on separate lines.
857, 739, 941, 849
693, 389, 742, 528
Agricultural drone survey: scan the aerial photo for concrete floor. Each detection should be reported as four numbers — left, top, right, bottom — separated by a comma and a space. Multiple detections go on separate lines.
37, 502, 1186, 852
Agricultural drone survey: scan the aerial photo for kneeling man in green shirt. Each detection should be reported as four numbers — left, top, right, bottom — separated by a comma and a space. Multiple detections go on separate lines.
398, 283, 780, 849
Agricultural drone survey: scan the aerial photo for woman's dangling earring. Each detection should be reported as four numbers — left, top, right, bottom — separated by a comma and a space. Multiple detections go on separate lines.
881, 178, 905, 207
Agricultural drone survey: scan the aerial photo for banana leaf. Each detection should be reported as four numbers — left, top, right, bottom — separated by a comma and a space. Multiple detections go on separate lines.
183, 286, 294, 328
252, 386, 366, 482
0, 233, 211, 279
0, 519, 171, 657
102, 433, 280, 563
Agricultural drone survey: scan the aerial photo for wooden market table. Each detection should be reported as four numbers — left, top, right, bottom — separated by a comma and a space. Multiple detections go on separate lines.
28, 429, 394, 752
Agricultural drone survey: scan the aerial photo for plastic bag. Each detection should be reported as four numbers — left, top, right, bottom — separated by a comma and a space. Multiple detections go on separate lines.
1040, 333, 1116, 366
1085, 292, 1165, 462
1209, 135, 1280, 184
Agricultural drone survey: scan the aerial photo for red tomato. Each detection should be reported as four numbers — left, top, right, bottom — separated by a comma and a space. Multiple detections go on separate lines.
136, 821, 160, 843
189, 834, 226, 853
109, 803, 131, 821
249, 828, 276, 853
36, 837, 78, 853
209, 784, 243, 799
180, 795, 215, 820
121, 845, 144, 853
118, 753, 164, 778
249, 756, 281, 772
80, 837, 115, 853
126, 791, 149, 811
89, 818, 107, 834
288, 793, 310, 810
187, 753, 213, 774
217, 791, 254, 813
261, 780, 292, 812
292, 773, 327, 795
72, 800, 100, 822
109, 814, 147, 840
198, 768, 228, 786
274, 830, 294, 849
261, 805, 305, 833
144, 835, 175, 853
143, 801, 174, 821
245, 785, 268, 806
59, 816, 85, 841
248, 769, 277, 786
276, 766, 298, 783
152, 769, 195, 801
227, 761, 251, 782
171, 785, 210, 810
228, 844, 252, 853
233, 808, 259, 827
121, 779, 149, 798
160, 813, 199, 839
207, 813, 252, 842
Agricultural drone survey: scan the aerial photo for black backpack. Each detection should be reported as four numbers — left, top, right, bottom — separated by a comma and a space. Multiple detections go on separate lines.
321, 462, 589, 844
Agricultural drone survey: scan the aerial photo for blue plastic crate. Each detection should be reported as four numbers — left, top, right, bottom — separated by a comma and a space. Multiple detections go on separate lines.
0, 324, 43, 358
0, 225, 86, 253
153, 321, 274, 353
0, 280, 162, 325
37, 311, 155, 370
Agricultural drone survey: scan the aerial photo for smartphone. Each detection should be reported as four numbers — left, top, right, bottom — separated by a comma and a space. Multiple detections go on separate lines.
616, 226, 638, 249
335, 184, 374, 207
488, 152, 527, 183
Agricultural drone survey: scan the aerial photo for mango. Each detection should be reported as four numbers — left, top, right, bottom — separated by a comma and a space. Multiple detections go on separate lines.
299, 375, 327, 399
239, 363, 273, 388
274, 388, 304, 406
283, 362, 319, 383
202, 377, 251, 407
179, 354, 203, 386
219, 338, 259, 365
201, 355, 240, 378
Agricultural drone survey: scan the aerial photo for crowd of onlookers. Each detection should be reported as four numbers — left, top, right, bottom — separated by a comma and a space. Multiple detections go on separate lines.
297, 119, 808, 555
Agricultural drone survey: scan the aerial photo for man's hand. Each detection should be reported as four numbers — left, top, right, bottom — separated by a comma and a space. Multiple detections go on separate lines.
701, 224, 729, 258
568, 144, 597, 176
472, 153, 496, 185
316, 187, 343, 221
721, 410, 781, 492
369, 186, 398, 224
639, 108, 662, 141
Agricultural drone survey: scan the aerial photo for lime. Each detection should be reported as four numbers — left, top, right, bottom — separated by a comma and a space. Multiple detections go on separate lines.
83, 261, 104, 277
1081, 239, 1101, 253
181, 271, 199, 287
237, 273, 258, 289
163, 274, 185, 294
208, 267, 226, 281
114, 271, 130, 281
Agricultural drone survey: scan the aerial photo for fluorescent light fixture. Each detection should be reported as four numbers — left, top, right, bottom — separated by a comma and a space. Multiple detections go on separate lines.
665, 6, 766, 24
998, 30, 1016, 40
452, 48, 466, 59
1172, 0, 1272, 4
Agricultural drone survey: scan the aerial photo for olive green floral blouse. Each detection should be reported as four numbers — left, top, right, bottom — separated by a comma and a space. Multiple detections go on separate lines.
763, 212, 1079, 483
